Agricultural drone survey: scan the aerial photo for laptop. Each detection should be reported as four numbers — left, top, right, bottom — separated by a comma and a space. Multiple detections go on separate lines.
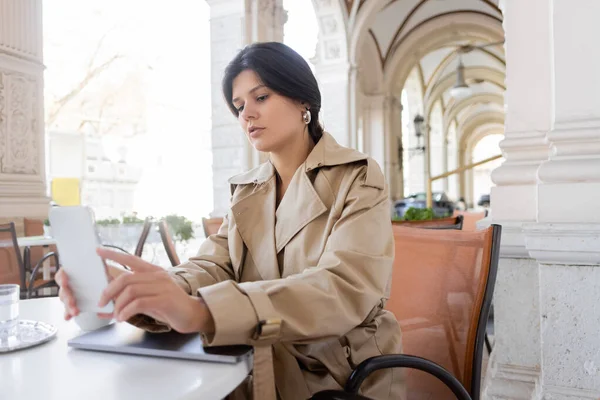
68, 322, 252, 364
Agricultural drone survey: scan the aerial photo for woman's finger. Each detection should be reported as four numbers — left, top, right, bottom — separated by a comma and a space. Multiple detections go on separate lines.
98, 272, 161, 308
58, 282, 79, 316
112, 282, 161, 317
117, 296, 164, 323
96, 248, 161, 273
105, 263, 130, 281
55, 268, 66, 286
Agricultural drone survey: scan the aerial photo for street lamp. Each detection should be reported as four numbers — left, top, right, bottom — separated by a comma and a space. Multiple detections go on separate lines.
398, 114, 427, 173
405, 114, 426, 155
408, 114, 433, 207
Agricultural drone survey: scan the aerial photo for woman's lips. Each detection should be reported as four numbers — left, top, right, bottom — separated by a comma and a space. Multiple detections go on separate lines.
249, 127, 265, 138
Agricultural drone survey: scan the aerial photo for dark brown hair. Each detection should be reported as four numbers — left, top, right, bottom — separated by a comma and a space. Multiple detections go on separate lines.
222, 42, 324, 144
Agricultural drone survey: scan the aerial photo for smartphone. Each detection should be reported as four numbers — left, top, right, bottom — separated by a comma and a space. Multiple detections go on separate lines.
49, 206, 114, 314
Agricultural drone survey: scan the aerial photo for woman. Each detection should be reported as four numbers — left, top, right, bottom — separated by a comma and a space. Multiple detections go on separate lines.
57, 42, 404, 400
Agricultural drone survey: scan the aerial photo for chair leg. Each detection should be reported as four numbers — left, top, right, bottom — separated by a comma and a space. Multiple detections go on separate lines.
485, 334, 493, 354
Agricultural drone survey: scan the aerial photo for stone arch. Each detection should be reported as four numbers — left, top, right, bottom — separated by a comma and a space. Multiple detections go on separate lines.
348, 0, 389, 66
458, 110, 505, 154
383, 12, 504, 94
443, 93, 504, 134
358, 33, 384, 94
457, 110, 504, 204
425, 67, 505, 119
425, 46, 505, 94
464, 122, 505, 163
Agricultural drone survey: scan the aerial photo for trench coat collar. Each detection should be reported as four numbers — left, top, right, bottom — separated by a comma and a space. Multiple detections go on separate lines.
227, 132, 369, 186
227, 132, 370, 280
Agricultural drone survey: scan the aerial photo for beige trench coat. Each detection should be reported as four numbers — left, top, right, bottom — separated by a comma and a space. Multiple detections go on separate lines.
137, 132, 404, 399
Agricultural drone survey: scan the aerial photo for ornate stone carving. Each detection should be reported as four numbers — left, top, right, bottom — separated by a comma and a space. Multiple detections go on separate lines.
0, 70, 40, 175
320, 15, 338, 34
324, 40, 342, 59
313, 0, 332, 11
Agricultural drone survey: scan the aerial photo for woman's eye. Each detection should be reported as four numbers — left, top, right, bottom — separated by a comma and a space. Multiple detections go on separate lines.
236, 105, 244, 112
257, 95, 268, 102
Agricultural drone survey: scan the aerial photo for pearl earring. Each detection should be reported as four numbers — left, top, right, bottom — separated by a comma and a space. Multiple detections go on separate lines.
302, 109, 311, 124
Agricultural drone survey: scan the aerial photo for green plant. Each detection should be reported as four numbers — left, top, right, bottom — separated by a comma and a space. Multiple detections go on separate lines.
164, 214, 194, 243
96, 218, 121, 226
122, 214, 144, 224
43, 218, 50, 226
402, 207, 435, 221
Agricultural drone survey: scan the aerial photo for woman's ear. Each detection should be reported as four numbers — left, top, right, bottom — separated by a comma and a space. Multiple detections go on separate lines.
299, 101, 311, 111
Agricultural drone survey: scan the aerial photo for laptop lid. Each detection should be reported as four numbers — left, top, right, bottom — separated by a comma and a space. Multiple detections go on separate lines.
68, 322, 252, 364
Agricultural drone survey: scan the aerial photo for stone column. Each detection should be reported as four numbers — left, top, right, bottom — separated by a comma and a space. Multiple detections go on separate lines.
360, 94, 403, 201
360, 94, 384, 172
482, 0, 551, 397
384, 95, 403, 200
311, 0, 352, 149
0, 0, 49, 228
314, 60, 353, 148
485, 0, 600, 398
205, 0, 286, 216
527, 0, 600, 396
442, 137, 449, 193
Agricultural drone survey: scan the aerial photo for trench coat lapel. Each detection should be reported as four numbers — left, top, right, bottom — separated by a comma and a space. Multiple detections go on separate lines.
275, 166, 327, 253
230, 165, 280, 281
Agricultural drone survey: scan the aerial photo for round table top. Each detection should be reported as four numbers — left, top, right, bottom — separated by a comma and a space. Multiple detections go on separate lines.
16, 236, 57, 247
1, 298, 251, 400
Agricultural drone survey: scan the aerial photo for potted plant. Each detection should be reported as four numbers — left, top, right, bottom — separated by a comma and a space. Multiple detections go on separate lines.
43, 218, 51, 237
164, 214, 195, 245
393, 207, 435, 222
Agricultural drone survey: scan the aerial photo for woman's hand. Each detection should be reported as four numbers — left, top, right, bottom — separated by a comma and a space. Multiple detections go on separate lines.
55, 258, 129, 321
96, 248, 215, 334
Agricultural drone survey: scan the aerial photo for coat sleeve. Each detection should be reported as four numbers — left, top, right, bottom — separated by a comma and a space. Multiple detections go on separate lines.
126, 215, 236, 333
169, 214, 236, 294
198, 163, 394, 346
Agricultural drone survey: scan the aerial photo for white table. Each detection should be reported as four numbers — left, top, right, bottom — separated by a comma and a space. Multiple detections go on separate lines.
1, 298, 251, 400
16, 236, 57, 248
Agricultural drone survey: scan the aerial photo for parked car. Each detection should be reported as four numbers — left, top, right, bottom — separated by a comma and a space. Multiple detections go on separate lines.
477, 193, 491, 208
393, 192, 456, 219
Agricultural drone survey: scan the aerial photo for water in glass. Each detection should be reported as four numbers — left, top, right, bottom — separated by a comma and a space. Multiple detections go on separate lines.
0, 284, 19, 341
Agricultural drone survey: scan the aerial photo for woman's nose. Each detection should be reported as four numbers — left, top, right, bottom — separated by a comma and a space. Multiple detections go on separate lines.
241, 104, 257, 120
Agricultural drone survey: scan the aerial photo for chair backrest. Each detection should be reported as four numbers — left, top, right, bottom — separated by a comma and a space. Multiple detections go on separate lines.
452, 211, 487, 231
158, 220, 181, 267
386, 224, 501, 399
134, 219, 153, 257
392, 215, 463, 230
0, 223, 26, 287
23, 218, 44, 237
201, 217, 223, 238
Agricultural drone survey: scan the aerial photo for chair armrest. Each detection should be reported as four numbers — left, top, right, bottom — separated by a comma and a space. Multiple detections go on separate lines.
102, 244, 132, 254
101, 245, 133, 270
344, 354, 472, 400
29, 251, 60, 282
28, 251, 60, 298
